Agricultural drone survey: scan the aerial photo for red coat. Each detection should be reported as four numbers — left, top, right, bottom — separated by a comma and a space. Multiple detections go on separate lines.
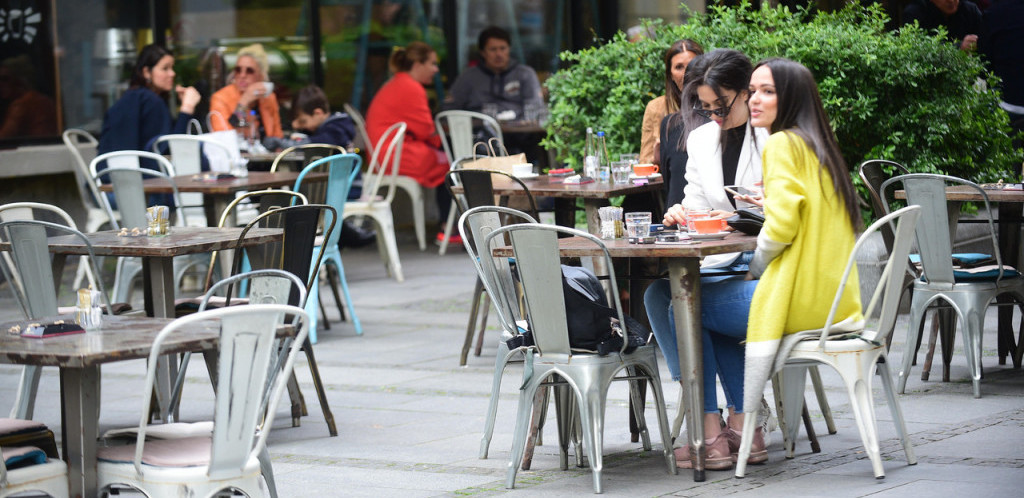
366, 72, 448, 188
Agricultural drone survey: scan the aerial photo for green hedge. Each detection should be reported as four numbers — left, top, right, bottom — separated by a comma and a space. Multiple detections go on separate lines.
542, 3, 1022, 211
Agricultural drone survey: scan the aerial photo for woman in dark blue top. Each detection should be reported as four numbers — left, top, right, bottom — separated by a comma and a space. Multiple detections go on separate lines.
96, 44, 200, 206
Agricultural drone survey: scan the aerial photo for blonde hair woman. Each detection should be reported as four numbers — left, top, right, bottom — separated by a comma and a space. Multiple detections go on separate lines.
209, 43, 282, 138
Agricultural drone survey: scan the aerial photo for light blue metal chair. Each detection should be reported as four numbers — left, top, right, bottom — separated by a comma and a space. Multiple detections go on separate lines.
293, 153, 363, 339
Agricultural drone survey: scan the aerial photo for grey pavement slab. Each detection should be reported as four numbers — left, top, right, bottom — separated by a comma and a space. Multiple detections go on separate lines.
0, 236, 1022, 496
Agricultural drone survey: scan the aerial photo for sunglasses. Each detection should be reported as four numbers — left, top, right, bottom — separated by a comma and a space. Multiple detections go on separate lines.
233, 66, 257, 76
692, 92, 740, 119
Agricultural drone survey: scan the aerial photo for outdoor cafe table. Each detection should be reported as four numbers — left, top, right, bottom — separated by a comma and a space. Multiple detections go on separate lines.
0, 315, 218, 498
98, 171, 318, 228
493, 232, 758, 481
895, 185, 1024, 369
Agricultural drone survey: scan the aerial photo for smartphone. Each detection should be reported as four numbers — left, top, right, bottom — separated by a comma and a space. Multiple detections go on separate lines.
724, 185, 762, 198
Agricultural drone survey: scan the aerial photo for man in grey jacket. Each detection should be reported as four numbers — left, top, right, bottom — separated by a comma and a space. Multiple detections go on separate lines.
443, 26, 544, 120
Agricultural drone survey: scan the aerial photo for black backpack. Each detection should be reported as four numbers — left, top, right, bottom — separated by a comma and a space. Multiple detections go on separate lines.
508, 265, 650, 356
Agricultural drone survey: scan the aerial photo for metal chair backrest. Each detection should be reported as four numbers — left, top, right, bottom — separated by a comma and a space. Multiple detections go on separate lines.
0, 202, 98, 292
293, 153, 359, 249
131, 304, 309, 478
458, 206, 537, 335
343, 103, 373, 157
0, 219, 112, 319
234, 204, 336, 306
90, 166, 184, 231
810, 206, 921, 349
444, 168, 539, 221
858, 159, 910, 252
435, 110, 503, 164
482, 224, 626, 357
61, 128, 103, 210
360, 121, 406, 206
152, 134, 235, 175
881, 173, 1005, 285
269, 143, 346, 173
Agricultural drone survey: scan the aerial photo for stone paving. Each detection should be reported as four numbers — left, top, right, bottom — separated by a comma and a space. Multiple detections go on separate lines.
1, 234, 1022, 497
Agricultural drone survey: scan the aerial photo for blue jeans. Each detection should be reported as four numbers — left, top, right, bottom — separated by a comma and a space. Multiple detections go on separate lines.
643, 253, 757, 414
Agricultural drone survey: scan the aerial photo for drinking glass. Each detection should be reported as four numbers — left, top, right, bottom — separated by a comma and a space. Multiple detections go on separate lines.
611, 160, 631, 184
619, 153, 639, 165
625, 212, 652, 241
684, 207, 712, 233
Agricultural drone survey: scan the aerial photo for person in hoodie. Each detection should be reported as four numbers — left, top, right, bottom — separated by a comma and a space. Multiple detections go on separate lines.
285, 84, 376, 248
443, 26, 545, 156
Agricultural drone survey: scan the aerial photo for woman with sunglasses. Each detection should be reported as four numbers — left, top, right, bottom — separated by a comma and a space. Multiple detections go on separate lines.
209, 43, 283, 139
643, 48, 770, 471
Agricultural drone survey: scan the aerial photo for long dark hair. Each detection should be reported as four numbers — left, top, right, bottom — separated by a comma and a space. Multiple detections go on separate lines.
679, 48, 753, 150
755, 57, 860, 229
129, 44, 172, 91
663, 39, 704, 114
668, 51, 711, 152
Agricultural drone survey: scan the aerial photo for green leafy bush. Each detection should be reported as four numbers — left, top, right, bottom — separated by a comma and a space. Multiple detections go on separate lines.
543, 3, 1022, 210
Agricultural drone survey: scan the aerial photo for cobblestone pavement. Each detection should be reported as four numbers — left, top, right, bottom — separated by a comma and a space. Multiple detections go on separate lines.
1, 236, 1022, 497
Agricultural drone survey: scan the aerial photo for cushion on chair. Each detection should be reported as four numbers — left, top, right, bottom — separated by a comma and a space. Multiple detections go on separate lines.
909, 253, 993, 266
102, 421, 215, 441
97, 435, 211, 467
953, 265, 1020, 281
0, 418, 47, 436
2, 445, 48, 469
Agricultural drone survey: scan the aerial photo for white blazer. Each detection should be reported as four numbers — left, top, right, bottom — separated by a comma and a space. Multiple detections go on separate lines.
682, 121, 769, 268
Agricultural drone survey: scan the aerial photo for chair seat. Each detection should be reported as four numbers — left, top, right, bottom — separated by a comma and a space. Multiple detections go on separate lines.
0, 418, 47, 435
952, 266, 1019, 281
2, 445, 47, 469
98, 435, 213, 468
102, 421, 214, 441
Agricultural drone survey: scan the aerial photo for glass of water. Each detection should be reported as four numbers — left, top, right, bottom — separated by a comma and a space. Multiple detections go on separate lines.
611, 160, 631, 184
625, 212, 652, 241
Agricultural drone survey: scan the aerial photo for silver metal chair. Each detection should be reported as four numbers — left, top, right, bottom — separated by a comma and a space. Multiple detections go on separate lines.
62, 128, 115, 288
735, 206, 921, 479
458, 205, 537, 459
881, 173, 1024, 398
0, 219, 112, 420
344, 121, 407, 282
436, 110, 505, 255
95, 304, 309, 498
151, 134, 237, 227
0, 444, 69, 498
481, 224, 675, 493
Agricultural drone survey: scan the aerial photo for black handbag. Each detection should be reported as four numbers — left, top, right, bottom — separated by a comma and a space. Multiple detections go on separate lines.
727, 207, 765, 235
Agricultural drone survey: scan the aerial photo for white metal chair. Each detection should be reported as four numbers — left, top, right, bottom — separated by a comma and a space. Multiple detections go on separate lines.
95, 304, 309, 498
347, 102, 428, 251
881, 173, 1024, 398
268, 143, 346, 173
0, 219, 112, 422
89, 151, 213, 304
436, 110, 505, 255
735, 206, 922, 479
344, 121, 407, 282
152, 134, 237, 227
62, 129, 115, 288
458, 206, 538, 459
481, 224, 675, 493
0, 445, 69, 498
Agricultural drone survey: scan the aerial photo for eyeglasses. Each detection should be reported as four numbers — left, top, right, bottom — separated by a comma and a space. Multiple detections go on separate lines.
233, 66, 257, 76
692, 92, 740, 119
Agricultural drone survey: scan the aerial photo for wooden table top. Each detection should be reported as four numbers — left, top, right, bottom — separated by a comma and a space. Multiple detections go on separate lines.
98, 171, 323, 195
493, 232, 756, 258
481, 174, 664, 199
894, 185, 1024, 203
35, 227, 282, 258
0, 315, 214, 368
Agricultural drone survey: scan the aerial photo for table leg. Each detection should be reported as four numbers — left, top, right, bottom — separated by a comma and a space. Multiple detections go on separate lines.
60, 366, 100, 498
142, 256, 178, 421
668, 257, 705, 481
997, 203, 1022, 367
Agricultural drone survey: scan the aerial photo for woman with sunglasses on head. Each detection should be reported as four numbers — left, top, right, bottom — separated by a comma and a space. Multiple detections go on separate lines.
209, 43, 283, 140
740, 57, 863, 436
643, 48, 769, 471
639, 39, 703, 166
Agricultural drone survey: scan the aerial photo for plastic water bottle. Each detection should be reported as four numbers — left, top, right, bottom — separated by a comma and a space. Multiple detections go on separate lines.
583, 127, 598, 178
595, 131, 611, 183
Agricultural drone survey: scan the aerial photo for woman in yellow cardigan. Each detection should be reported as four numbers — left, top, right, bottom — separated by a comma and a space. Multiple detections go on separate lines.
742, 56, 864, 455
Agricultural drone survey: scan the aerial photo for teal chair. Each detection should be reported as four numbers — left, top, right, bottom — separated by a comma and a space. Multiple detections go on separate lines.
293, 153, 362, 340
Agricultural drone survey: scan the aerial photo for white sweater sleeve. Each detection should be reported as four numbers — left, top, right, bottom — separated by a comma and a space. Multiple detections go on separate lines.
748, 230, 789, 278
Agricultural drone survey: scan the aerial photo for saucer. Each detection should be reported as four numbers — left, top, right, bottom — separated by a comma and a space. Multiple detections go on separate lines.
629, 172, 662, 179
688, 231, 730, 241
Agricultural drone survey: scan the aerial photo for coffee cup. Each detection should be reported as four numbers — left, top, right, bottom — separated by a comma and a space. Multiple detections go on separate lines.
512, 163, 533, 177
633, 163, 659, 177
260, 82, 274, 96
692, 217, 727, 234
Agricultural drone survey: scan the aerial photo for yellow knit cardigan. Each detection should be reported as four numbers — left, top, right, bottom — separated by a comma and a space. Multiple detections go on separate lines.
742, 131, 863, 414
